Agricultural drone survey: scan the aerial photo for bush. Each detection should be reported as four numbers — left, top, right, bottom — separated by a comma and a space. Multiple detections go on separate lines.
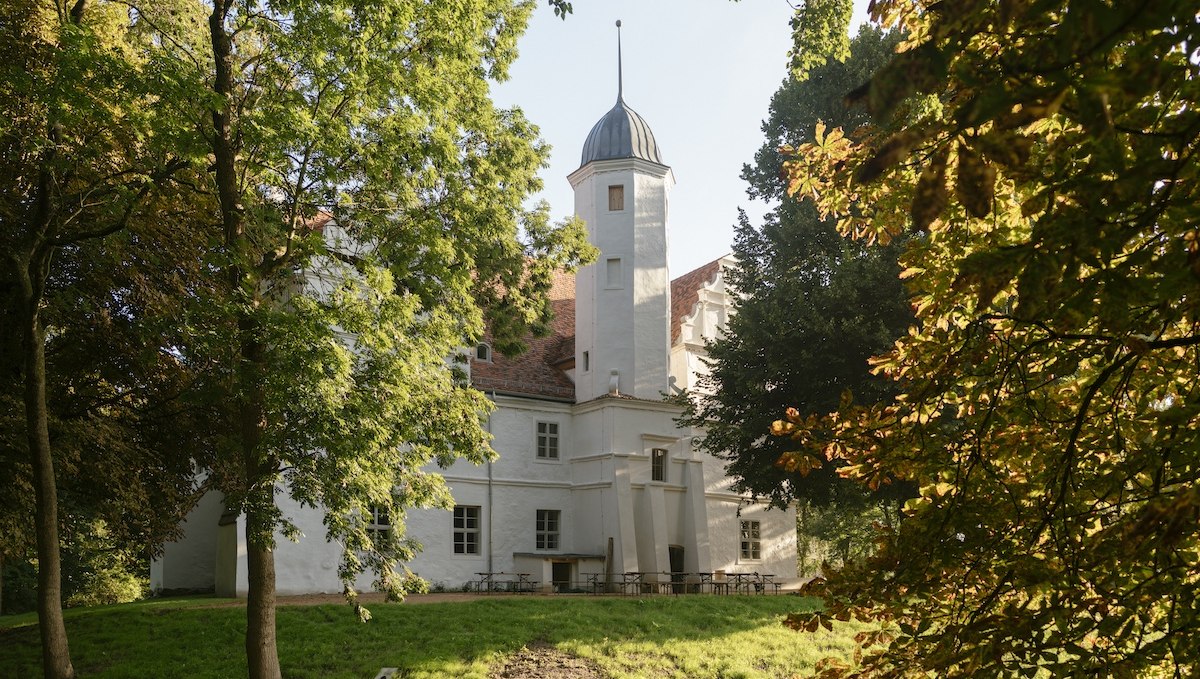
1, 558, 39, 615
796, 500, 896, 577
61, 519, 147, 608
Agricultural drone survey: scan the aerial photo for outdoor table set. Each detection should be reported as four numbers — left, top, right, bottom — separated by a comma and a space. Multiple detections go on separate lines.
586, 571, 781, 595
474, 572, 537, 593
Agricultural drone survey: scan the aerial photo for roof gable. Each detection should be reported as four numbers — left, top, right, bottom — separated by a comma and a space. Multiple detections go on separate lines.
470, 257, 728, 400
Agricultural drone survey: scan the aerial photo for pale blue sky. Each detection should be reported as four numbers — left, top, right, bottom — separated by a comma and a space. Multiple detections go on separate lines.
492, 0, 870, 275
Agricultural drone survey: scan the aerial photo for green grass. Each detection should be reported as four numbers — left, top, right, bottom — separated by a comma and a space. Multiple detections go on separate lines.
0, 595, 869, 678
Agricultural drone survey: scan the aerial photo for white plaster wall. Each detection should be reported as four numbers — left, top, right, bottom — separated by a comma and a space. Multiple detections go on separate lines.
151, 489, 225, 592
632, 170, 671, 399
669, 343, 693, 392
403, 503, 487, 588
486, 398, 573, 485
192, 373, 798, 597
570, 159, 674, 402
266, 495, 348, 595
571, 486, 614, 561
400, 396, 578, 589
662, 486, 688, 546
214, 521, 239, 597
706, 497, 799, 586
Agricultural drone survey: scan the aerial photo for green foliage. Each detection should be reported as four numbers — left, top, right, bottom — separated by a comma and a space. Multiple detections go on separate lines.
165, 0, 595, 614
4, 1, 591, 673
787, 0, 855, 81
3, 520, 148, 615
680, 27, 911, 512
1, 4, 214, 673
796, 500, 895, 578
782, 1, 1200, 676
60, 520, 147, 609
1, 559, 39, 615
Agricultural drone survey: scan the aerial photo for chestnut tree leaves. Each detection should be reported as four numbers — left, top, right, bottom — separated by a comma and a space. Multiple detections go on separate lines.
776, 0, 1200, 676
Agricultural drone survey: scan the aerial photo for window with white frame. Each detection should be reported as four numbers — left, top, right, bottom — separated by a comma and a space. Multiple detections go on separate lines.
651, 448, 667, 482
367, 505, 391, 538
536, 421, 559, 460
453, 505, 481, 555
536, 509, 560, 550
740, 520, 761, 560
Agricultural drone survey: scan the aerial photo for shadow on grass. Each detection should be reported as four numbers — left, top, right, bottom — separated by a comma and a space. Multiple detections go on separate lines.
0, 595, 855, 679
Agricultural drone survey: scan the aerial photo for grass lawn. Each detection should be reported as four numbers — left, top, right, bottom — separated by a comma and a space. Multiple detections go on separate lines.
0, 594, 868, 678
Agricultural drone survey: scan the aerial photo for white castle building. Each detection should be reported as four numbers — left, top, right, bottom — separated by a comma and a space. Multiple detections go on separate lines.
152, 54, 798, 596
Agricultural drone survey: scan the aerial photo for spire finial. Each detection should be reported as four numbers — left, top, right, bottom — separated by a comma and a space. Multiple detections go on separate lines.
616, 19, 623, 102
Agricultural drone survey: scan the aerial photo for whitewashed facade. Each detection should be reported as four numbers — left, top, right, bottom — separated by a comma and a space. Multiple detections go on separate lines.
153, 82, 798, 596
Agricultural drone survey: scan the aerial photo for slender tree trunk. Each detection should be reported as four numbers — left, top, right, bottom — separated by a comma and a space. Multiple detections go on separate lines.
240, 325, 280, 679
244, 501, 280, 679
18, 256, 75, 679
208, 4, 281, 677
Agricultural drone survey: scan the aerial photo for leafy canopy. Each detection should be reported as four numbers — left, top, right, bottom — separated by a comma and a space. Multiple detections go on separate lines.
154, 0, 595, 611
779, 1, 1200, 677
680, 26, 911, 513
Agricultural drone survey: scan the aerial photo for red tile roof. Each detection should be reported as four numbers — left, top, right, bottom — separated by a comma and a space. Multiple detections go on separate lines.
670, 259, 723, 345
471, 258, 725, 401
470, 269, 577, 401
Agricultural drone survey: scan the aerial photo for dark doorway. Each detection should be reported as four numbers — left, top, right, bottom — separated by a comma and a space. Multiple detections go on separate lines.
668, 545, 685, 594
552, 562, 572, 592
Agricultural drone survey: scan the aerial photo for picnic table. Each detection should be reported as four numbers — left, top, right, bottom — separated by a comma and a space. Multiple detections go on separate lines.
580, 571, 783, 595
475, 572, 536, 593
727, 572, 757, 594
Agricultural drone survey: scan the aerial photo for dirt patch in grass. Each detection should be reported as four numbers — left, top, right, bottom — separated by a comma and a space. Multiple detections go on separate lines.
489, 640, 606, 679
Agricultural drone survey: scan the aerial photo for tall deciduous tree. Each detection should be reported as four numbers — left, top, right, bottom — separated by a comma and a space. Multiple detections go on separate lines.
779, 1, 1200, 676
1, 3, 203, 676
126, 2, 593, 677
680, 27, 910, 513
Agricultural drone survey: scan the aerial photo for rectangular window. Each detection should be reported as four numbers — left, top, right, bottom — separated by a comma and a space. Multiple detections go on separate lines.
608, 184, 624, 211
740, 520, 761, 560
582, 350, 590, 372
536, 509, 560, 550
453, 505, 481, 555
605, 257, 622, 288
367, 505, 391, 538
651, 448, 667, 482
536, 421, 559, 459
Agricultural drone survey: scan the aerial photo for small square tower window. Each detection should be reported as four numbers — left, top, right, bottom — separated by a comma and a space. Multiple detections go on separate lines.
608, 185, 624, 211
475, 343, 491, 362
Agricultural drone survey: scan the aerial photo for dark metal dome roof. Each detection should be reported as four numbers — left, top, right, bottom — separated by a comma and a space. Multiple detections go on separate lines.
580, 97, 664, 167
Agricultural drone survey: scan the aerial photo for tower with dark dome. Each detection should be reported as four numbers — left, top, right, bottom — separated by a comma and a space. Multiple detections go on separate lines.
568, 20, 674, 403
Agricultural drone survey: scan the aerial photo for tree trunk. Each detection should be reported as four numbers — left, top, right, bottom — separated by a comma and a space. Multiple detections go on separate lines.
244, 510, 280, 679
20, 261, 75, 679
208, 4, 281, 676
240, 323, 280, 679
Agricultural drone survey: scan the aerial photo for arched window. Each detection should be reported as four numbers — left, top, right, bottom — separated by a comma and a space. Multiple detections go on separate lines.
475, 343, 491, 362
